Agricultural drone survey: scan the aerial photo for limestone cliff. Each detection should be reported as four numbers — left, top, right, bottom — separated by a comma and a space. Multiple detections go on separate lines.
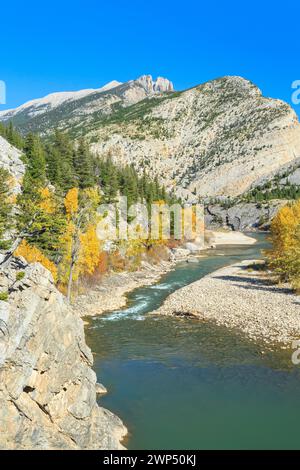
205, 200, 287, 231
0, 136, 25, 192
89, 76, 300, 200
0, 258, 126, 449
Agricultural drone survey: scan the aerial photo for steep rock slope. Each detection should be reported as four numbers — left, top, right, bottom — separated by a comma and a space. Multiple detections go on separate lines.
0, 258, 126, 449
88, 76, 300, 199
0, 136, 25, 191
205, 200, 288, 231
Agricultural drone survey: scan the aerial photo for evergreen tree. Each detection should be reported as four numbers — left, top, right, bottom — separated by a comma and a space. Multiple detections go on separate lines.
16, 182, 65, 261
0, 122, 24, 149
51, 131, 75, 191
98, 157, 119, 202
24, 133, 46, 183
120, 166, 138, 207
45, 143, 62, 187
15, 135, 65, 262
73, 139, 95, 189
6, 122, 24, 149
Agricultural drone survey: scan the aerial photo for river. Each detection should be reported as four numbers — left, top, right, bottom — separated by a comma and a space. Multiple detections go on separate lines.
85, 234, 300, 449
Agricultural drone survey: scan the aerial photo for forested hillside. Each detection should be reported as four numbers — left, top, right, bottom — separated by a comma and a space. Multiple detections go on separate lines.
0, 124, 179, 301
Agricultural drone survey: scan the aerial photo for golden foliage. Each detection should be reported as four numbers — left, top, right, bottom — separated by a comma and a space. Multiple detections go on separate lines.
267, 200, 300, 291
15, 240, 58, 281
58, 220, 76, 285
39, 187, 56, 214
78, 225, 101, 276
64, 188, 79, 217
59, 187, 103, 289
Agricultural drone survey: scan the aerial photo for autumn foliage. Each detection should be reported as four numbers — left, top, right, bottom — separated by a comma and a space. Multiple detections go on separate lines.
0, 125, 180, 302
15, 240, 58, 281
267, 200, 300, 291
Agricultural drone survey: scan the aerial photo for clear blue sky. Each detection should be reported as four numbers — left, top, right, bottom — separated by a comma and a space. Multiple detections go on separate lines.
1, 0, 299, 115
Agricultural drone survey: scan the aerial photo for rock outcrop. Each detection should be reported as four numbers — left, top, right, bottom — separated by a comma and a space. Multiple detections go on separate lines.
0, 258, 126, 449
205, 200, 287, 231
0, 136, 25, 192
136, 75, 174, 93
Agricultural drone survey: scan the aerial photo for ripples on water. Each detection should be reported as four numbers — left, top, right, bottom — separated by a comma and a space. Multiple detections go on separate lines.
86, 235, 300, 449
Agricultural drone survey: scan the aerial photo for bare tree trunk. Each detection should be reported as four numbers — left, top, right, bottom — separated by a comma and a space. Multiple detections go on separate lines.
67, 259, 74, 303
67, 236, 77, 303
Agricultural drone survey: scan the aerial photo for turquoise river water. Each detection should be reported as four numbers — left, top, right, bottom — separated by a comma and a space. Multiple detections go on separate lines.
85, 234, 300, 449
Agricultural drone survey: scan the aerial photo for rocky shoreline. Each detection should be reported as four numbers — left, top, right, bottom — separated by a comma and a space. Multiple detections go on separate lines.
74, 231, 256, 318
74, 258, 179, 317
152, 260, 300, 348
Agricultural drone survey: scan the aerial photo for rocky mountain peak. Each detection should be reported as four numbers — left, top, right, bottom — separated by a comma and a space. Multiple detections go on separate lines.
136, 75, 174, 93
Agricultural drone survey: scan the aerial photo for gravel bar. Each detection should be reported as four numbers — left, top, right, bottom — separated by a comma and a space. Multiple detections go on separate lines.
152, 260, 300, 348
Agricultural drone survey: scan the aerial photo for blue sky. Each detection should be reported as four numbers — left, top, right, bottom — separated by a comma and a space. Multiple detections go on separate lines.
1, 0, 300, 115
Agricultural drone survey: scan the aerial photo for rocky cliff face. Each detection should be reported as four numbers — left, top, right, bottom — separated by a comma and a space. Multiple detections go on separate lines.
0, 258, 126, 449
0, 136, 25, 192
136, 75, 174, 93
205, 200, 287, 231
88, 76, 300, 199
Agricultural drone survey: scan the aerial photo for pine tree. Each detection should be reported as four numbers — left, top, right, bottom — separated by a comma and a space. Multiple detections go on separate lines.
154, 175, 160, 200
24, 133, 46, 183
121, 166, 138, 207
98, 157, 119, 202
6, 122, 24, 149
51, 131, 75, 191
0, 122, 24, 149
16, 183, 66, 261
45, 143, 62, 187
73, 139, 95, 189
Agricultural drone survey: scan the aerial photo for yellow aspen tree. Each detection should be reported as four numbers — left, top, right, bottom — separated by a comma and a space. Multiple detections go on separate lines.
15, 240, 58, 281
267, 200, 300, 290
61, 187, 101, 301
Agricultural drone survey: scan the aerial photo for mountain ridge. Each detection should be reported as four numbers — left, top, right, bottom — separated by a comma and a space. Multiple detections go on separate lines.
1, 74, 299, 200
0, 75, 174, 131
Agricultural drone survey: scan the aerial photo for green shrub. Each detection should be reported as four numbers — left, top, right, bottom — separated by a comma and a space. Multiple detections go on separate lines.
16, 271, 25, 281
0, 292, 9, 301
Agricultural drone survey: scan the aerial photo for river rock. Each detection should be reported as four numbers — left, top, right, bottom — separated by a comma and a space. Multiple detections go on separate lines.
96, 383, 108, 395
